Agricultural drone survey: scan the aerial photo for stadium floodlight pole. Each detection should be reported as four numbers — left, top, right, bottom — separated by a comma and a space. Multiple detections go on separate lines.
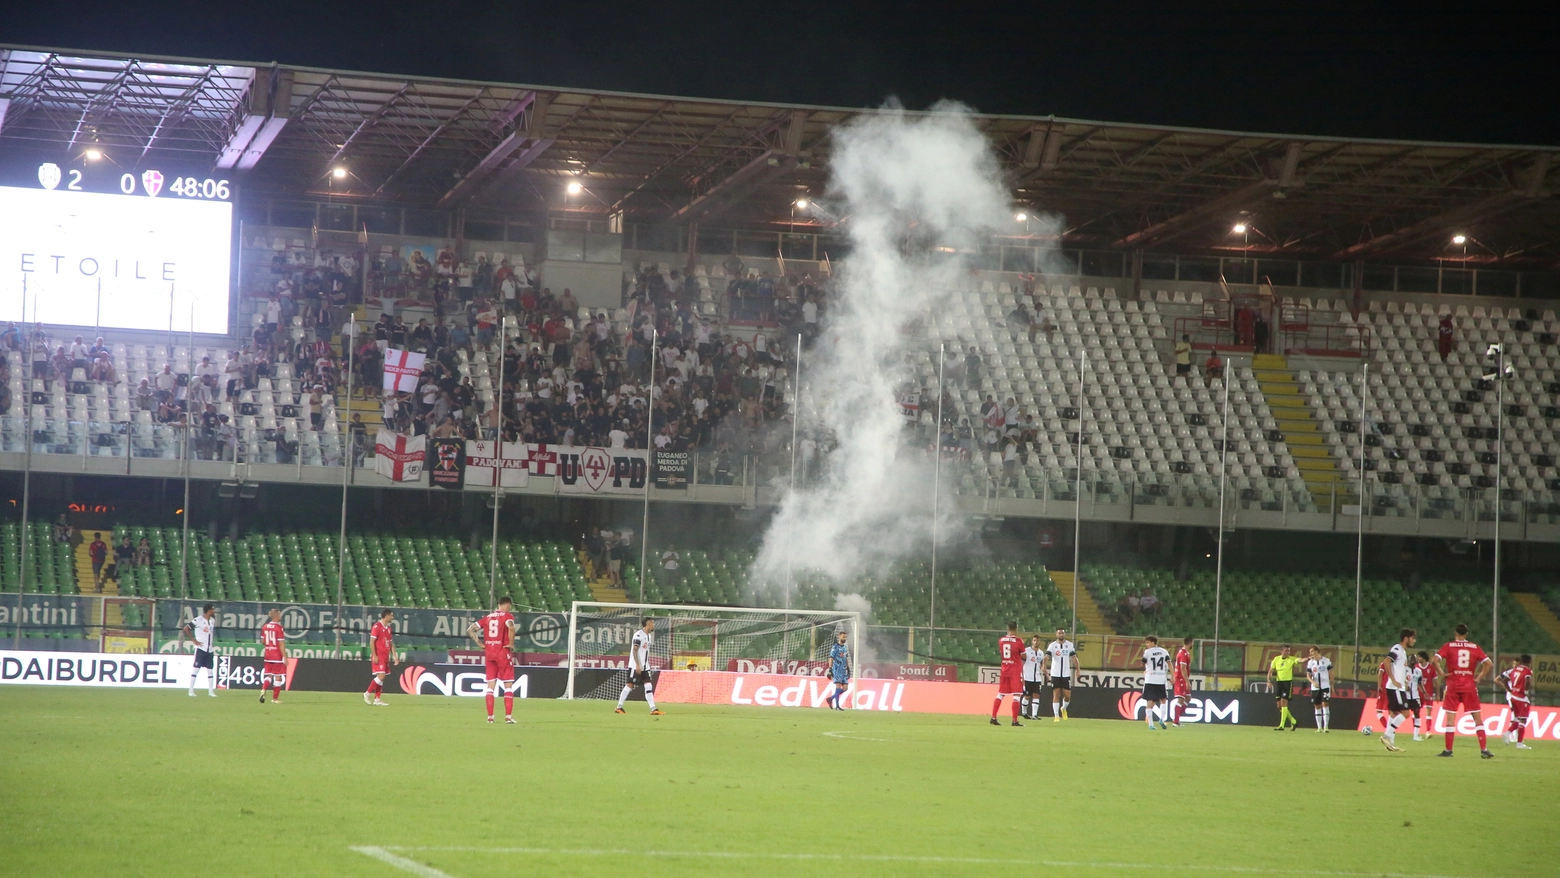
333, 319, 356, 659
637, 326, 658, 603
1211, 363, 1231, 689
1491, 342, 1506, 692
928, 343, 945, 660
488, 317, 507, 608
1070, 348, 1085, 636
1351, 362, 1368, 689
15, 377, 33, 649
179, 302, 195, 602
784, 332, 801, 611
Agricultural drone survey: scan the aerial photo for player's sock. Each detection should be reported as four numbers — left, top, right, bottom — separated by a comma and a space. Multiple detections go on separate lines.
1444, 730, 1456, 751
616, 685, 632, 710
484, 692, 495, 719
503, 692, 514, 717
1384, 714, 1401, 743
1061, 699, 1069, 718
272, 683, 283, 700
992, 697, 1002, 719
1323, 707, 1330, 730
1516, 724, 1526, 743
1010, 698, 1020, 721
644, 684, 656, 711
1475, 728, 1487, 751
1051, 701, 1060, 719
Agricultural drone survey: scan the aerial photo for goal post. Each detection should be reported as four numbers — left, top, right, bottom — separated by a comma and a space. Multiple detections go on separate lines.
564, 601, 862, 700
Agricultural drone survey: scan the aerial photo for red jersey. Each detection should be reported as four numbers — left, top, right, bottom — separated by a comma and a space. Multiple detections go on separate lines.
1418, 662, 1438, 701
1377, 661, 1390, 694
1501, 666, 1532, 703
260, 621, 286, 662
370, 621, 394, 659
479, 611, 515, 653
997, 634, 1024, 667
1173, 647, 1191, 683
1436, 639, 1488, 687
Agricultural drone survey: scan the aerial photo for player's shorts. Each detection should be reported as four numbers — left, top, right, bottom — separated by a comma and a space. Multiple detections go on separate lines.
483, 651, 515, 682
1384, 689, 1411, 712
1173, 677, 1190, 698
1142, 682, 1168, 702
629, 669, 653, 686
1509, 700, 1531, 722
1050, 675, 1072, 692
193, 648, 214, 669
1273, 680, 1293, 700
1022, 679, 1044, 696
371, 654, 389, 675
830, 671, 849, 686
263, 660, 286, 678
998, 667, 1023, 696
1442, 686, 1480, 712
1406, 698, 1422, 713
1311, 686, 1331, 706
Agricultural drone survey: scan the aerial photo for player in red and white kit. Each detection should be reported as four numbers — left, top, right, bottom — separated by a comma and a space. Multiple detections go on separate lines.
467, 596, 518, 724
990, 621, 1025, 727
364, 609, 394, 706
259, 608, 287, 704
1500, 654, 1534, 749
1432, 623, 1495, 759
1171, 635, 1193, 727
1413, 650, 1438, 741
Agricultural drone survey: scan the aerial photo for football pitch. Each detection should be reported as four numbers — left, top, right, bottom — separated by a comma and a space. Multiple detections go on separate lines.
0, 689, 1552, 878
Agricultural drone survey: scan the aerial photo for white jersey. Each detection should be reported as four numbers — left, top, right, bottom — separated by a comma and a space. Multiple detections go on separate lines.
1142, 646, 1171, 686
630, 629, 653, 672
1386, 644, 1409, 691
187, 615, 215, 651
1407, 665, 1423, 700
1046, 640, 1077, 678
1022, 646, 1045, 682
1306, 657, 1332, 690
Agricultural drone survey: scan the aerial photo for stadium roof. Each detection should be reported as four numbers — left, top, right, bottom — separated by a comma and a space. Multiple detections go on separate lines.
2, 45, 1557, 267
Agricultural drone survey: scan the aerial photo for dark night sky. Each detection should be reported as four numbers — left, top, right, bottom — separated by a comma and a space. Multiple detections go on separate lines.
7, 1, 1556, 145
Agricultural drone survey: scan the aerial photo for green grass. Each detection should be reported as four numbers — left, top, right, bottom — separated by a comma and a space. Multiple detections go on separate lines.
0, 689, 1554, 878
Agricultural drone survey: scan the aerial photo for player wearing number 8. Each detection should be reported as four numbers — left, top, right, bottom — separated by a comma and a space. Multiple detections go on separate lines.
466, 597, 518, 724
1432, 623, 1495, 758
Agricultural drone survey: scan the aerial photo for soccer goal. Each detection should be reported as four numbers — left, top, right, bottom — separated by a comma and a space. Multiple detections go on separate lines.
564, 601, 862, 700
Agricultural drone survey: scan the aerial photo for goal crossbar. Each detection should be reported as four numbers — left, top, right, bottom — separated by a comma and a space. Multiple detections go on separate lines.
565, 601, 862, 700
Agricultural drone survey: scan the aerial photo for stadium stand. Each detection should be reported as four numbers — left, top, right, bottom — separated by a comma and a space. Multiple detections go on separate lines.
1078, 561, 1560, 656
0, 522, 76, 595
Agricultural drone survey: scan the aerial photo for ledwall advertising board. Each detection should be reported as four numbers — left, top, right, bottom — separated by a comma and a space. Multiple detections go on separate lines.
0, 162, 233, 333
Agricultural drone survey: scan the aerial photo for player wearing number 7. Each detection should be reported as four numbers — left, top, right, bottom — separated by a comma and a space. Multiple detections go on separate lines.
466, 597, 518, 724
1432, 623, 1495, 759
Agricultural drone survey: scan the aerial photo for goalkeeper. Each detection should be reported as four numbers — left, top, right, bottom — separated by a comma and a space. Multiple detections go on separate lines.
825, 629, 851, 710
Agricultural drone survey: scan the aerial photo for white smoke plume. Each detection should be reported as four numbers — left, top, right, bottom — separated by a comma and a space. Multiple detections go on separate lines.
750, 101, 1013, 593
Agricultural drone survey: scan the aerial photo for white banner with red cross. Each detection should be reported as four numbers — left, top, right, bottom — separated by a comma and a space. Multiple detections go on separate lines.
382, 348, 426, 394
464, 440, 529, 488
374, 429, 426, 481
521, 443, 560, 476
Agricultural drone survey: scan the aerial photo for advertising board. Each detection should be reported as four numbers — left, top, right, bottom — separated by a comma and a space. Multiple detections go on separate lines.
0, 650, 193, 688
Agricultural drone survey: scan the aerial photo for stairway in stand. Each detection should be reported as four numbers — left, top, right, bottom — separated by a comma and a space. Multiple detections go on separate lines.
1048, 570, 1113, 635
1253, 353, 1344, 511
578, 551, 631, 603
1513, 594, 1560, 649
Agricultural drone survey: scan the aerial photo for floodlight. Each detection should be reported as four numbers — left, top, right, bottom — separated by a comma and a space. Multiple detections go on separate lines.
1452, 234, 1467, 245
84, 148, 102, 161
332, 167, 348, 179
1015, 212, 1028, 222
1232, 222, 1248, 234
795, 198, 809, 209
566, 180, 583, 195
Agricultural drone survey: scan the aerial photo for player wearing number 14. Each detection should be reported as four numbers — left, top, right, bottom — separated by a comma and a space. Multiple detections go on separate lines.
259, 609, 286, 704
1140, 636, 1171, 730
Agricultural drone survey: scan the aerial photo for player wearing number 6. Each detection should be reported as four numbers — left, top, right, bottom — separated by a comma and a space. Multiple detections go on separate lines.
467, 597, 518, 724
1432, 623, 1494, 759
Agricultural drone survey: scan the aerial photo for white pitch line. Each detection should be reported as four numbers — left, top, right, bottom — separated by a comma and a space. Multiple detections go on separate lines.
350, 846, 457, 878
370, 846, 1473, 878
822, 730, 895, 742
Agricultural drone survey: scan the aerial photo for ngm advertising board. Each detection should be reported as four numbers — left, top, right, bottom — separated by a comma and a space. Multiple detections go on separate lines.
0, 160, 233, 333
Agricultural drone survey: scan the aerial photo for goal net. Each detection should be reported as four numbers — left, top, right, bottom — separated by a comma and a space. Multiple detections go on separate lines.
564, 601, 861, 700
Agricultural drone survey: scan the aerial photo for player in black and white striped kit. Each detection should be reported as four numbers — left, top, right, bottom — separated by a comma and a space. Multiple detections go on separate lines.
1020, 635, 1046, 720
